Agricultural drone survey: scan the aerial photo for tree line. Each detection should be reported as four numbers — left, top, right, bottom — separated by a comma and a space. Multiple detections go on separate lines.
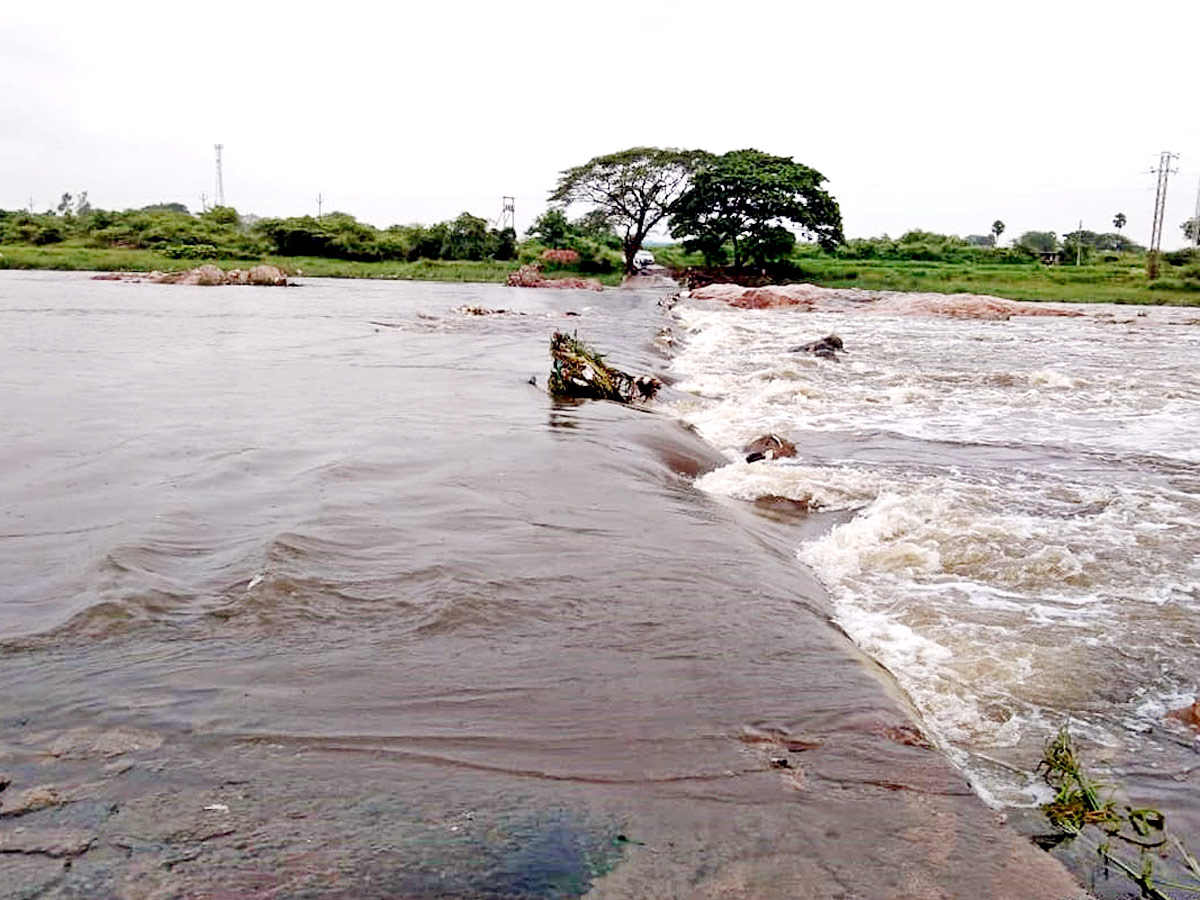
6, 164, 1194, 273
0, 199, 518, 263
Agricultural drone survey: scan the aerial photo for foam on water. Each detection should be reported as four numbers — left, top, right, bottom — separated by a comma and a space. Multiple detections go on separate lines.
668, 300, 1200, 804
672, 305, 1200, 462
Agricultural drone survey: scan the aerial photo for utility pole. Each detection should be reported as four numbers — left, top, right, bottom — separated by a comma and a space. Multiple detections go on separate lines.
214, 143, 225, 208
1147, 150, 1178, 279
1192, 176, 1200, 251
496, 196, 516, 233
317, 193, 323, 219
1076, 219, 1083, 266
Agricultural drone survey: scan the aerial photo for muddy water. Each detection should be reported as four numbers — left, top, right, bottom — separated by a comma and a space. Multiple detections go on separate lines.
668, 296, 1200, 859
1, 271, 1084, 898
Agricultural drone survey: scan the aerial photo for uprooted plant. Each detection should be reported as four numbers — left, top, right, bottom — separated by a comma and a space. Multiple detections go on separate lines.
1038, 727, 1200, 898
548, 332, 659, 404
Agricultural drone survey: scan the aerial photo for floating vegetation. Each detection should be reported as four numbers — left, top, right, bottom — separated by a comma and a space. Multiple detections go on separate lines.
548, 332, 659, 404
1039, 727, 1122, 834
1037, 727, 1200, 899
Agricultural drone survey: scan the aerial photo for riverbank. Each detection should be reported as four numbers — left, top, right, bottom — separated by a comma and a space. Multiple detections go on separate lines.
652, 245, 1200, 306
0, 245, 626, 287
791, 257, 1200, 306
8, 244, 1200, 303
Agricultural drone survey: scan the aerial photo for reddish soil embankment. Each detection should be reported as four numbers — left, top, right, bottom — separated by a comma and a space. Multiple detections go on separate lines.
689, 282, 1085, 320
507, 263, 602, 292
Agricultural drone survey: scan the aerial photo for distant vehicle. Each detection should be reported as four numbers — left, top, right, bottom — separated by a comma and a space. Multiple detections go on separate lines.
633, 250, 655, 270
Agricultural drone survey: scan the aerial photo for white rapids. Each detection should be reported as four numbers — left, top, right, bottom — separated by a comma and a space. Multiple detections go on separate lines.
667, 296, 1200, 805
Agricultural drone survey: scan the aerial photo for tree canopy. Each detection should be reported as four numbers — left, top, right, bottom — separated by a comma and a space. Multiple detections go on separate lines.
525, 209, 622, 273
0, 199, 518, 263
1016, 231, 1058, 253
668, 149, 843, 269
548, 147, 706, 274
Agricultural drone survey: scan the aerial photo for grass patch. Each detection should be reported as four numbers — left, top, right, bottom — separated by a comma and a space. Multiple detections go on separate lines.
0, 246, 626, 287
658, 243, 1200, 305
796, 259, 1200, 306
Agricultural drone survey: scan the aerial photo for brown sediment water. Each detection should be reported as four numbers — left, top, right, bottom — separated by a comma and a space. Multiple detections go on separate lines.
1, 271, 1092, 898
671, 291, 1200, 894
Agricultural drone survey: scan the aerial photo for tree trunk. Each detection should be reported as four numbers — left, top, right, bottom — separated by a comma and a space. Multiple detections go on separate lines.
623, 242, 637, 275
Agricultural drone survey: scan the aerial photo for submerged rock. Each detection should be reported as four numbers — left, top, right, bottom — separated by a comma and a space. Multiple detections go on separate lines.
689, 283, 824, 309
175, 264, 226, 286
455, 305, 523, 316
0, 827, 94, 857
46, 725, 164, 759
791, 334, 844, 359
743, 434, 796, 463
0, 785, 64, 818
1168, 698, 1200, 729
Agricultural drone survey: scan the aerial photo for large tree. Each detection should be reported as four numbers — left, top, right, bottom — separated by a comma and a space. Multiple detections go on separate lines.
549, 147, 706, 274
668, 149, 843, 269
1016, 231, 1058, 253
991, 219, 1005, 247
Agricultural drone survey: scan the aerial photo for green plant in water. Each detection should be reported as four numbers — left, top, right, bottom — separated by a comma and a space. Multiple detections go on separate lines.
1038, 727, 1200, 899
1038, 727, 1121, 833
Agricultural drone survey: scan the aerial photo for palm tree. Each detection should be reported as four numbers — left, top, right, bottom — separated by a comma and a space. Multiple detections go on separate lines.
1113, 212, 1126, 234
991, 220, 1005, 247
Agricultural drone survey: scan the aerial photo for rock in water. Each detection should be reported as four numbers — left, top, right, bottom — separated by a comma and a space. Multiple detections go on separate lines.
89, 266, 289, 286
548, 332, 659, 403
743, 434, 797, 463
1168, 698, 1200, 729
247, 264, 288, 286
175, 264, 226, 286
508, 264, 602, 292
791, 334, 844, 360
0, 785, 64, 818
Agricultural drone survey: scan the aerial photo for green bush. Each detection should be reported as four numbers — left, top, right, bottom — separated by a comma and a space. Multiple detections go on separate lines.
0, 213, 66, 245
162, 243, 219, 259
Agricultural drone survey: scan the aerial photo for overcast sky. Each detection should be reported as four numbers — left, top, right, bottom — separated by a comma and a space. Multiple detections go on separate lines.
3, 0, 1198, 247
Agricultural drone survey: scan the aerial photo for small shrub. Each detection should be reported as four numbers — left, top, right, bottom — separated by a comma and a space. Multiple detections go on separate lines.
162, 243, 219, 260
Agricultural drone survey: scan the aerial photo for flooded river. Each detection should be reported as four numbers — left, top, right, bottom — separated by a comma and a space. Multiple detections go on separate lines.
669, 296, 1200, 797
0, 269, 1193, 898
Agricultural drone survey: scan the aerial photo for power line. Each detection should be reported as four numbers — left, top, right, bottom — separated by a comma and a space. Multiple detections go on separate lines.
1147, 151, 1179, 279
